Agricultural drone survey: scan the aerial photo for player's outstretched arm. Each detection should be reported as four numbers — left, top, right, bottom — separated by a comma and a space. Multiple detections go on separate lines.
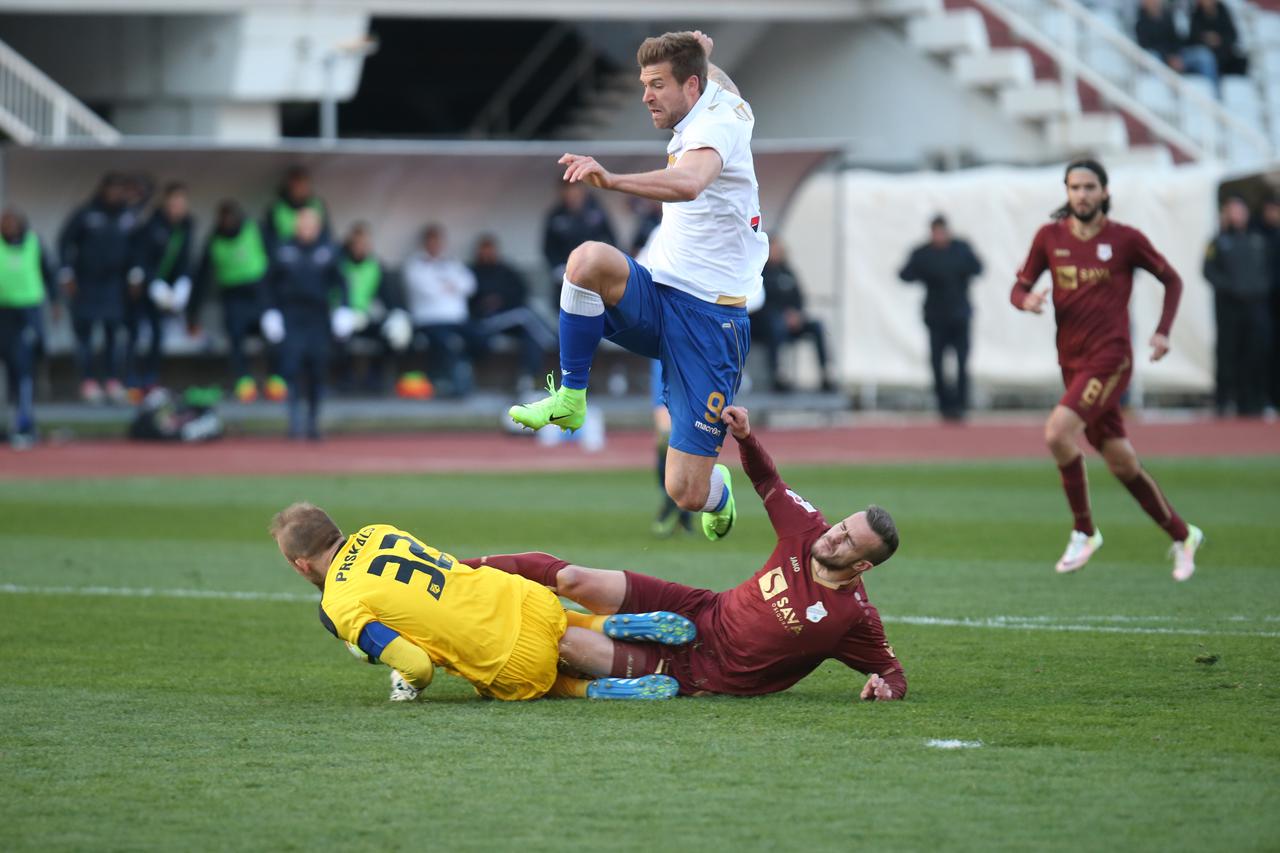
558, 148, 722, 203
724, 406, 825, 536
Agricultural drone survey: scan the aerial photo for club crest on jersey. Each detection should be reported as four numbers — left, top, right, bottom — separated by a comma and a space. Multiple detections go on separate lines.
1097, 243, 1112, 261
805, 601, 828, 623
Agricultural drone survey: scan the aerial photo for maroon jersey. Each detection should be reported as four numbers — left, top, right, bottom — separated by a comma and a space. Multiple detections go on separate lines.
687, 434, 906, 697
1012, 219, 1182, 368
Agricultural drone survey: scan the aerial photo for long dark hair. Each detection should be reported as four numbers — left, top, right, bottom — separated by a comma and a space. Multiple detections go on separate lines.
1051, 159, 1111, 220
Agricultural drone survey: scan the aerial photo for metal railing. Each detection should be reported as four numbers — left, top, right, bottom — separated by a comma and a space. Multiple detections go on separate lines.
0, 37, 119, 145
974, 0, 1275, 165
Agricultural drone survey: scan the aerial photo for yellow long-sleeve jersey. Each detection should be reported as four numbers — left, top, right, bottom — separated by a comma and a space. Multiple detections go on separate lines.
319, 524, 532, 690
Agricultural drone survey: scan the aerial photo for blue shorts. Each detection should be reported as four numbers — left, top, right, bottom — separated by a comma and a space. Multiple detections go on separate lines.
605, 256, 750, 457
649, 358, 668, 409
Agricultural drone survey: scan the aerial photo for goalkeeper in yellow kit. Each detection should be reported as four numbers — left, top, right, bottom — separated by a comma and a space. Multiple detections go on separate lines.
270, 502, 691, 701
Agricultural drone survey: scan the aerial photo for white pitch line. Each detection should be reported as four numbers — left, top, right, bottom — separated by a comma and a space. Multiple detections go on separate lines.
885, 614, 1280, 638
0, 583, 319, 603
1, 584, 1278, 638
926, 739, 983, 750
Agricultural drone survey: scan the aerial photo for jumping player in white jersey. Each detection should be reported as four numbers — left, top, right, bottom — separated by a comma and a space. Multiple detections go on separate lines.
510, 31, 767, 542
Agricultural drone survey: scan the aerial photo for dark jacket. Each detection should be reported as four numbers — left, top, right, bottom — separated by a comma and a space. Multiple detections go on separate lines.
469, 260, 530, 318
265, 238, 346, 322
1190, 3, 1245, 68
898, 239, 983, 325
542, 198, 617, 270
1204, 228, 1271, 299
1136, 9, 1187, 56
57, 198, 140, 321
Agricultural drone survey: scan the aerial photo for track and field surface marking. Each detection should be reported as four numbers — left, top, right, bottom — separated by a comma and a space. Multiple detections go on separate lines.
3, 584, 1277, 637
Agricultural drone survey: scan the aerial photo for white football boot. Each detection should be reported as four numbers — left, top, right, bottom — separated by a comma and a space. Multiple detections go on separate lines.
1170, 524, 1205, 582
388, 670, 421, 702
1055, 528, 1103, 574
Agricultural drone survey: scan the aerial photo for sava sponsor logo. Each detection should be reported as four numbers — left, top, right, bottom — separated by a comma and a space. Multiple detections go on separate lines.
694, 420, 722, 437
770, 596, 804, 635
759, 568, 804, 634
758, 567, 788, 601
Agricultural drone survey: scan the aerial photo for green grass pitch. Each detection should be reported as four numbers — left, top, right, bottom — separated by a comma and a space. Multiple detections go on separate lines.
2, 457, 1278, 851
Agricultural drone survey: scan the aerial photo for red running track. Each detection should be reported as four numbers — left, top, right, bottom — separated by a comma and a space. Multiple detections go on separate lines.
1, 417, 1276, 481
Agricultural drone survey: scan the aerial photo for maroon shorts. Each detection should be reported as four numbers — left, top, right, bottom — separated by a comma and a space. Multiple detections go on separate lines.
609, 571, 722, 694
1059, 356, 1131, 450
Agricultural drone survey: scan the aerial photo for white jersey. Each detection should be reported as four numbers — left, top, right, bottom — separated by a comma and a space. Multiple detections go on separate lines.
646, 81, 768, 305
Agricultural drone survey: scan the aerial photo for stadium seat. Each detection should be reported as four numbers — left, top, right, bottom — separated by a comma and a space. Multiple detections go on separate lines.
1255, 11, 1280, 48
1223, 77, 1263, 122
1083, 41, 1130, 83
1179, 76, 1219, 150
1134, 73, 1178, 121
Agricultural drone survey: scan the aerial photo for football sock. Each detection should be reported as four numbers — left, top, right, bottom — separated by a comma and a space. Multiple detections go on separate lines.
564, 610, 608, 633
558, 279, 605, 391
463, 552, 569, 587
1120, 468, 1189, 542
699, 465, 728, 513
1058, 454, 1095, 535
547, 674, 590, 699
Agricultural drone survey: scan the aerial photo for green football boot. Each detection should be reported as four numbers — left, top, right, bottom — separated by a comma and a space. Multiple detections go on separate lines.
701, 464, 737, 542
508, 374, 587, 432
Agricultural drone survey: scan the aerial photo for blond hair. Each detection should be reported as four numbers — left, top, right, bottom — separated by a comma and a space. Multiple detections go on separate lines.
269, 502, 343, 561
636, 32, 708, 93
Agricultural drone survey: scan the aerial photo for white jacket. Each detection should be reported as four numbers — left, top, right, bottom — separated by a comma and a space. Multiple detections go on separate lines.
402, 250, 476, 325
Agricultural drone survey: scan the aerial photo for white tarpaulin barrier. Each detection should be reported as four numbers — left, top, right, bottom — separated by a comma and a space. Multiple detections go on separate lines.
839, 165, 1222, 392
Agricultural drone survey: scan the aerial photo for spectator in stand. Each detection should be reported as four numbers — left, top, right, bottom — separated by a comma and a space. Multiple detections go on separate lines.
402, 224, 478, 397
125, 182, 194, 394
1203, 196, 1271, 416
58, 172, 141, 404
263, 165, 331, 250
751, 240, 835, 393
469, 233, 557, 392
0, 208, 57, 448
1136, 0, 1219, 93
190, 200, 281, 402
262, 207, 347, 440
1259, 196, 1280, 412
542, 182, 617, 307
898, 214, 984, 421
1190, 0, 1248, 77
336, 222, 407, 393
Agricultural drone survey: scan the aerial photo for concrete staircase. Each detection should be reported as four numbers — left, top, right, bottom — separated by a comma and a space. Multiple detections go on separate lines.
905, 0, 1275, 167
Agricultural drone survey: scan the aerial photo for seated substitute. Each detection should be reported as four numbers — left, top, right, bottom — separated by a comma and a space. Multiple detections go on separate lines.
467, 405, 906, 701
270, 503, 693, 701
470, 233, 557, 392
752, 240, 835, 393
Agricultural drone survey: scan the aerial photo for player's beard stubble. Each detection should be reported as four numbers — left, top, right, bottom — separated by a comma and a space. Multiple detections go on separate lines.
1071, 203, 1101, 223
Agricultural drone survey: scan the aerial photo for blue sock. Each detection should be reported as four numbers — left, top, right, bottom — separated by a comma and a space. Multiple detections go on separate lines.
558, 281, 605, 390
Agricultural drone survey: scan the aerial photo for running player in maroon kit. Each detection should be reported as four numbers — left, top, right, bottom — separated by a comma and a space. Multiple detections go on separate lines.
463, 405, 906, 701
1012, 159, 1204, 581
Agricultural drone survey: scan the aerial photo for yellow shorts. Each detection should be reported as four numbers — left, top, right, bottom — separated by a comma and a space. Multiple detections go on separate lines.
480, 583, 567, 701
